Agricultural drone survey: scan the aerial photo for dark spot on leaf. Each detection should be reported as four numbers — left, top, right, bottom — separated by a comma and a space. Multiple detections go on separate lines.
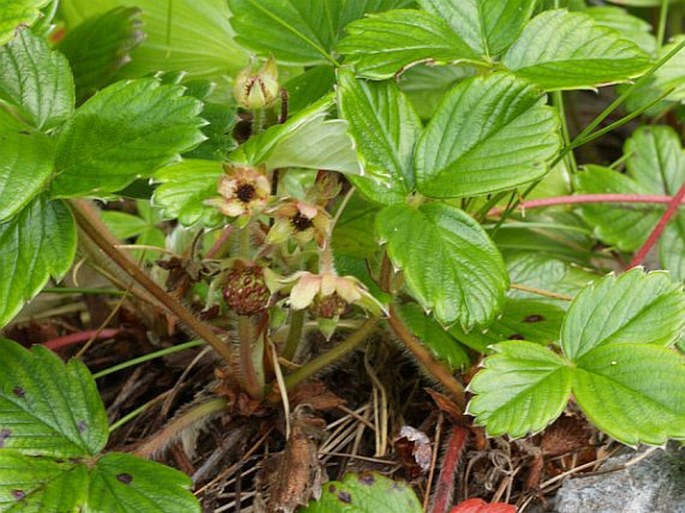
524, 314, 545, 323
77, 421, 87, 433
12, 387, 25, 398
338, 491, 352, 503
0, 429, 11, 447
328, 485, 337, 493
508, 334, 525, 340
358, 474, 375, 485
18, 131, 30, 136
117, 473, 133, 485
11, 490, 25, 500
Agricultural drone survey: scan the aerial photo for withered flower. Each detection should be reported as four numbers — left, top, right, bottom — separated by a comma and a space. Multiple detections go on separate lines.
283, 271, 385, 317
206, 164, 270, 224
267, 200, 330, 247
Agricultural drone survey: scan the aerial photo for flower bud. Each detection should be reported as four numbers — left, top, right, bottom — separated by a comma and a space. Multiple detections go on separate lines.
234, 56, 280, 110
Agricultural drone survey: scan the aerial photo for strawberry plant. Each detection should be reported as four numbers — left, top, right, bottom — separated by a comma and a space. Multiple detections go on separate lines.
1, 0, 684, 511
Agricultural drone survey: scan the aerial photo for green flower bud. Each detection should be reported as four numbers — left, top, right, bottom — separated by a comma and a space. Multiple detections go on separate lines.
234, 56, 280, 110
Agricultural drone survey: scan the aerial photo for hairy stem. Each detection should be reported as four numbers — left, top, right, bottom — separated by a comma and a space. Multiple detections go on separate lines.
388, 304, 466, 411
429, 425, 470, 513
276, 317, 379, 395
628, 182, 685, 269
239, 315, 262, 399
282, 308, 305, 361
69, 199, 234, 364
134, 397, 228, 458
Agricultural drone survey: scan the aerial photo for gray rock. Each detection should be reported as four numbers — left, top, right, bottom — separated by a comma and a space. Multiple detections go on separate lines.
551, 445, 685, 513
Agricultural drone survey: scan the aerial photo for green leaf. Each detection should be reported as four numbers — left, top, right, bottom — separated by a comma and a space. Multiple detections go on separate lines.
398, 64, 471, 119
56, 7, 144, 103
0, 451, 89, 512
100, 211, 151, 239
228, 0, 341, 65
0, 197, 76, 328
0, 112, 55, 221
503, 9, 651, 91
332, 194, 381, 259
661, 220, 685, 282
450, 299, 565, 350
396, 303, 470, 369
653, 36, 685, 103
184, 102, 237, 161
60, 0, 248, 79
0, 340, 108, 457
377, 203, 508, 327
301, 472, 422, 513
467, 341, 572, 438
231, 96, 361, 175
0, 29, 74, 130
561, 269, 685, 361
87, 453, 200, 513
285, 65, 337, 114
585, 6, 656, 55
152, 160, 224, 228
414, 72, 560, 198
337, 69, 421, 205
574, 166, 661, 252
418, 0, 537, 57
50, 78, 205, 198
573, 343, 685, 445
575, 126, 685, 274
0, 0, 50, 46
337, 9, 481, 80
228, 0, 408, 66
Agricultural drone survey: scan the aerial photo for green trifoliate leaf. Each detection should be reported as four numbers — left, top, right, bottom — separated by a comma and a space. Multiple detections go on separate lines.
0, 0, 50, 46
561, 269, 685, 361
337, 70, 421, 205
585, 6, 656, 55
0, 112, 55, 221
418, 0, 537, 57
56, 6, 144, 103
60, 0, 248, 79
396, 303, 470, 369
228, 0, 408, 66
503, 9, 651, 91
0, 29, 74, 130
50, 78, 205, 198
0, 340, 108, 457
467, 341, 572, 438
301, 472, 422, 513
0, 196, 76, 328
337, 9, 481, 80
573, 343, 685, 445
86, 453, 200, 513
414, 72, 560, 198
153, 160, 224, 228
0, 451, 89, 511
377, 203, 508, 328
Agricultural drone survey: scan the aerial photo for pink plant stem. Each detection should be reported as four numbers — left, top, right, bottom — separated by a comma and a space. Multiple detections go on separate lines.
488, 193, 683, 217
627, 182, 685, 269
429, 425, 470, 513
42, 329, 121, 351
